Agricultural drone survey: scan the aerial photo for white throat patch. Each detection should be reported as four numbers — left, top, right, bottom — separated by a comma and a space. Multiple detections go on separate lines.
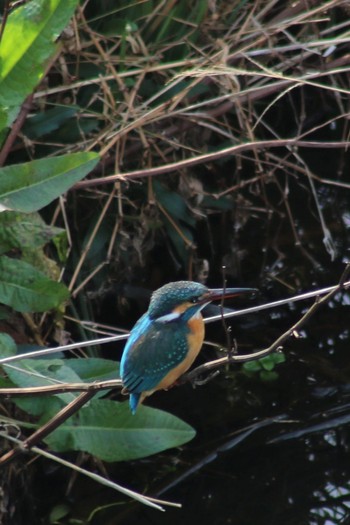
156, 302, 209, 323
156, 311, 181, 323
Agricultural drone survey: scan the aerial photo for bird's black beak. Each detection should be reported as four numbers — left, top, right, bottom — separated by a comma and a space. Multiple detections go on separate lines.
199, 287, 258, 304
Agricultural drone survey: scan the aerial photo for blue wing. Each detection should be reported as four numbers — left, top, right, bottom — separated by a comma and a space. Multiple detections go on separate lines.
120, 314, 188, 395
120, 313, 151, 378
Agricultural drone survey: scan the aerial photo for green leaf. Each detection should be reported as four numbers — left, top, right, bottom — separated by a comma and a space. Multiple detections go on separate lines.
202, 194, 234, 211
243, 352, 286, 375
49, 503, 70, 524
0, 0, 79, 129
6, 357, 81, 416
260, 353, 286, 370
260, 355, 277, 371
0, 211, 64, 253
23, 106, 79, 139
0, 152, 99, 213
260, 370, 279, 382
68, 357, 120, 382
68, 357, 120, 400
242, 360, 262, 373
14, 391, 63, 418
45, 399, 196, 461
154, 181, 196, 227
6, 357, 119, 416
271, 352, 286, 365
0, 256, 69, 312
5, 358, 79, 395
0, 332, 17, 357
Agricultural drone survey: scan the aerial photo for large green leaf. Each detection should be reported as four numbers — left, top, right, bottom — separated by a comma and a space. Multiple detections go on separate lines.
45, 399, 196, 461
65, 357, 120, 400
0, 152, 99, 213
0, 0, 79, 128
68, 357, 120, 382
0, 256, 69, 312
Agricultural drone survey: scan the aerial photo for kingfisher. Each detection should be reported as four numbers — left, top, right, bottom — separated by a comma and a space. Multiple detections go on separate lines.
120, 280, 256, 414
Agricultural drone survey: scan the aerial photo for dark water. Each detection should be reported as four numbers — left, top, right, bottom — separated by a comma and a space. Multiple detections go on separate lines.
91, 162, 350, 525
32, 269, 350, 525
15, 120, 350, 525
103, 287, 350, 525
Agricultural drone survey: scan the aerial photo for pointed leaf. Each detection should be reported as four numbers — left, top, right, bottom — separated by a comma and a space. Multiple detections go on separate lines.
0, 152, 99, 213
45, 399, 196, 461
68, 357, 120, 400
0, 0, 79, 128
0, 256, 69, 312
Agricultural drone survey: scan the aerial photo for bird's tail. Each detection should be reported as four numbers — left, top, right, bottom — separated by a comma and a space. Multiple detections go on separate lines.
129, 393, 141, 415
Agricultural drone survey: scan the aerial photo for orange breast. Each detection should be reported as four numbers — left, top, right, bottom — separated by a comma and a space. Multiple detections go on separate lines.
156, 313, 205, 391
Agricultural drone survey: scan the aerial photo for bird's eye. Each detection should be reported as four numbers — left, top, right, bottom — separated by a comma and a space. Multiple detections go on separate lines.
191, 297, 199, 304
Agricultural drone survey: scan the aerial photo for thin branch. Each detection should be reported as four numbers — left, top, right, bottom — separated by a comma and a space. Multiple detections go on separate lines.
0, 432, 179, 511
0, 280, 349, 367
0, 0, 10, 43
0, 270, 349, 396
0, 93, 34, 167
181, 262, 350, 385
75, 139, 350, 188
0, 379, 122, 396
0, 390, 96, 465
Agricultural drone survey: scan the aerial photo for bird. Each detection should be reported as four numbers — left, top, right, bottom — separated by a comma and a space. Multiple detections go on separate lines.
120, 280, 256, 414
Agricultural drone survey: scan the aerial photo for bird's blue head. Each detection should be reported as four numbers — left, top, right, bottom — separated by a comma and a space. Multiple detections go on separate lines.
147, 281, 256, 323
148, 281, 208, 321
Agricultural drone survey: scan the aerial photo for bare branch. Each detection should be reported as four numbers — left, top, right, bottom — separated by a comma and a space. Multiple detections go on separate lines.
0, 280, 349, 367
0, 379, 122, 396
180, 262, 350, 385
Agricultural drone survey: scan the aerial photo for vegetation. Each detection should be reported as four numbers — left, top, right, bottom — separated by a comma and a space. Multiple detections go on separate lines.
0, 0, 349, 522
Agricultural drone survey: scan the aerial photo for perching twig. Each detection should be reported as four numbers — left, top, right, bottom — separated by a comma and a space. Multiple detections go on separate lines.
0, 265, 349, 398
181, 262, 350, 385
0, 264, 349, 467
0, 0, 10, 43
0, 379, 122, 396
0, 280, 349, 367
